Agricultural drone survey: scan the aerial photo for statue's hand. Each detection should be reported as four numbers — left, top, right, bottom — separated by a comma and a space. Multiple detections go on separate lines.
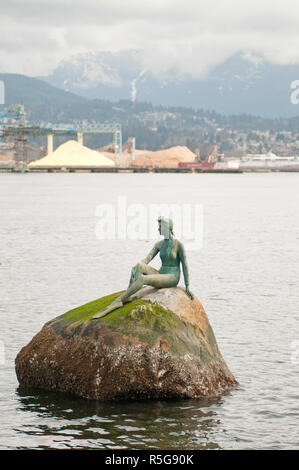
185, 287, 194, 300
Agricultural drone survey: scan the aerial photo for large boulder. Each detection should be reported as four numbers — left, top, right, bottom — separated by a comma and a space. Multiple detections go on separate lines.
15, 287, 237, 401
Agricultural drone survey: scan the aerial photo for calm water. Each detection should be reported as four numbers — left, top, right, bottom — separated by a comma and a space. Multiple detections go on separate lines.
0, 172, 298, 450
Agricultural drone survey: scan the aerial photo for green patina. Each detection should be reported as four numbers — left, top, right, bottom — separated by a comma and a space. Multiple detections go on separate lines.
50, 291, 214, 360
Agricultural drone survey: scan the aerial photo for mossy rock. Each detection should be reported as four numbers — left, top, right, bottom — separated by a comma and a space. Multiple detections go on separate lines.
15, 287, 237, 401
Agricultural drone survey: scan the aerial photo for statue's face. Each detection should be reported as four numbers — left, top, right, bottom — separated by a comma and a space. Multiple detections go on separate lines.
159, 221, 170, 239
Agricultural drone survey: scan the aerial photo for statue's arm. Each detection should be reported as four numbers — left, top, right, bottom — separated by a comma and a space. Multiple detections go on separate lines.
178, 242, 194, 300
142, 242, 160, 264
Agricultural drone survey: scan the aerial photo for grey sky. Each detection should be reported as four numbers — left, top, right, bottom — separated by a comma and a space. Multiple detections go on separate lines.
1, 0, 299, 77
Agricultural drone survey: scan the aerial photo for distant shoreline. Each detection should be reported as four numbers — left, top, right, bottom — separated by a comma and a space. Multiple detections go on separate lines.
1, 166, 244, 174
3, 166, 299, 174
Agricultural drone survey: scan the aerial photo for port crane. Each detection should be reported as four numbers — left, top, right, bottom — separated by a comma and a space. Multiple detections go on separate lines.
0, 105, 123, 164
0, 104, 27, 139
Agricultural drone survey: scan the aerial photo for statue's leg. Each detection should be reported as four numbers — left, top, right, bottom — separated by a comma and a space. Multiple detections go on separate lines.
120, 276, 145, 302
93, 276, 145, 319
121, 272, 178, 303
142, 273, 179, 290
93, 264, 159, 320
128, 262, 158, 288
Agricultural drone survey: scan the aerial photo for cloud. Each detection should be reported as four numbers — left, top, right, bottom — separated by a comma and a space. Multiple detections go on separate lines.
1, 0, 299, 77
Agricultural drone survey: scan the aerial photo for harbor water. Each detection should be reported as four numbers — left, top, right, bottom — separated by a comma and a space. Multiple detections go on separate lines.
0, 172, 298, 449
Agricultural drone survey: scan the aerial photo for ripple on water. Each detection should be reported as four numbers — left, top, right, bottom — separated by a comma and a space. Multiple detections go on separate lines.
1, 173, 299, 449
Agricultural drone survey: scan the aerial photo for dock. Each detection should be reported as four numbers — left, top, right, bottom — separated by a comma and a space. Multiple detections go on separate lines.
0, 166, 244, 174
3, 165, 299, 174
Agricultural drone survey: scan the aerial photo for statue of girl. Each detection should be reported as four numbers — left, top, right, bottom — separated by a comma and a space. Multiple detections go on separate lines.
93, 216, 194, 319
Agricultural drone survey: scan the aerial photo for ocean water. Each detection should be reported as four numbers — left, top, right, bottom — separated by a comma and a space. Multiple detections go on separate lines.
0, 172, 298, 450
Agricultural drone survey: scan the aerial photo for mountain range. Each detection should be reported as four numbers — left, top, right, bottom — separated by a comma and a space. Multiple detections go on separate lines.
39, 50, 299, 118
0, 73, 85, 120
1, 69, 299, 152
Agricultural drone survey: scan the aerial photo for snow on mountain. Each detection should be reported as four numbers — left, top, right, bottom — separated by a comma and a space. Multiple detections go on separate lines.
40, 50, 299, 117
41, 50, 143, 98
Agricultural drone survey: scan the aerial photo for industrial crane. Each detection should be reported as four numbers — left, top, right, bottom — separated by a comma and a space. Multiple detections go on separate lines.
0, 104, 26, 131
0, 104, 123, 164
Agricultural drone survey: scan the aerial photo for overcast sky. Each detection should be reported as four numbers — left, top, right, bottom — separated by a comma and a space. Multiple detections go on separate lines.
1, 0, 299, 78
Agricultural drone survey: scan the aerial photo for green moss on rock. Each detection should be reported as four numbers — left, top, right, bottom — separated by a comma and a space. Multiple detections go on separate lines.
56, 291, 126, 324
49, 290, 212, 359
16, 287, 238, 400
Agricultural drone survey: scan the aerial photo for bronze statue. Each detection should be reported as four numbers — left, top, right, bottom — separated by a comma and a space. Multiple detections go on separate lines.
93, 216, 194, 319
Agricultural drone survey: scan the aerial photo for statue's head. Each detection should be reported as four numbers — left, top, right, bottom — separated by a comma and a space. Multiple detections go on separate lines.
158, 216, 174, 239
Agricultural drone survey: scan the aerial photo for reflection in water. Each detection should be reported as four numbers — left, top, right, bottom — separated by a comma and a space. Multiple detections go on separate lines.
16, 387, 223, 449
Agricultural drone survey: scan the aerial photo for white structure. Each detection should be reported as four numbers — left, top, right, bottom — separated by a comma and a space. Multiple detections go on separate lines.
216, 152, 299, 170
243, 152, 297, 162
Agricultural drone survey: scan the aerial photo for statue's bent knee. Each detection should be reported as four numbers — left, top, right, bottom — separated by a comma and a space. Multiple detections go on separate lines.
132, 262, 145, 273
